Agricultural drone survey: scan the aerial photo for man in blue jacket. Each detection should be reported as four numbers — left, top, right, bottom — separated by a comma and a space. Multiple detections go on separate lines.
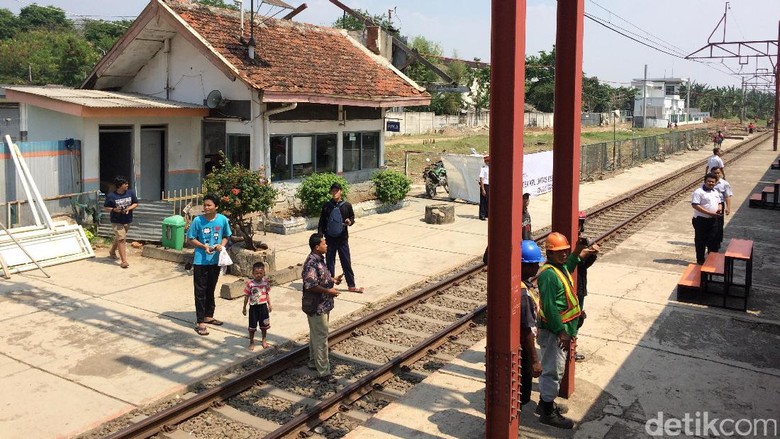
318, 183, 363, 293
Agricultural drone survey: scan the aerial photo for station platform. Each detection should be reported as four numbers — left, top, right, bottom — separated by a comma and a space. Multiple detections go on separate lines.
0, 134, 775, 438
345, 136, 780, 438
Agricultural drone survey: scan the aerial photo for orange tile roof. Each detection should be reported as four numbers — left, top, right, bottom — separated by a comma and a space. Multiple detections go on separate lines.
164, 1, 430, 106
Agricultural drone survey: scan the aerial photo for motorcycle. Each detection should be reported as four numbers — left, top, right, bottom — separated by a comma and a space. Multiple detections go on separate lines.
423, 158, 448, 198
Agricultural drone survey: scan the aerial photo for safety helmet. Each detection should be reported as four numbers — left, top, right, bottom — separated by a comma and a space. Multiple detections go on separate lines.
521, 240, 545, 263
545, 232, 571, 251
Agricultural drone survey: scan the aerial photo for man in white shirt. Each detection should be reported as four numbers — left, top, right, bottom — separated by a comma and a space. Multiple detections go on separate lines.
712, 166, 733, 249
478, 155, 490, 220
705, 147, 725, 178
691, 173, 723, 264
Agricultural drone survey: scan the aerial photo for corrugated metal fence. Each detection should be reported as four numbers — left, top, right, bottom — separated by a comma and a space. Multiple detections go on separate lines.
1, 139, 82, 204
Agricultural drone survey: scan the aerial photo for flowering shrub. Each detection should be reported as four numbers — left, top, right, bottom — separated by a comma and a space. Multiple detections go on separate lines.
203, 156, 278, 250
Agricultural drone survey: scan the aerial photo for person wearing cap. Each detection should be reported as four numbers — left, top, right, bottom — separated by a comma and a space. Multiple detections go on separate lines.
519, 240, 544, 409
535, 231, 596, 429
478, 155, 490, 220
318, 182, 363, 293
574, 211, 600, 362
522, 193, 532, 240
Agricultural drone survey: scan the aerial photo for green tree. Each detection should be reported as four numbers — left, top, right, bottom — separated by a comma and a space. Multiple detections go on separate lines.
83, 19, 132, 54
525, 48, 556, 112
18, 4, 71, 32
0, 30, 98, 86
0, 8, 19, 40
332, 8, 394, 32
465, 59, 490, 116
195, 0, 239, 10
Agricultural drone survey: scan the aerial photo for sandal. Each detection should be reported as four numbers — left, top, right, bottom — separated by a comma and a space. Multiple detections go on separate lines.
196, 326, 209, 336
120, 262, 129, 269
108, 251, 119, 260
204, 319, 223, 326
348, 287, 364, 293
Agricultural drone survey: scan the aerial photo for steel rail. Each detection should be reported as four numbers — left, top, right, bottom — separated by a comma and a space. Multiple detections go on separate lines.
587, 131, 770, 246
103, 132, 770, 439
105, 263, 486, 439
533, 131, 772, 246
264, 305, 487, 438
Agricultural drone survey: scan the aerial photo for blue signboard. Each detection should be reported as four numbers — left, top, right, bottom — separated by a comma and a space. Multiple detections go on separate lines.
386, 120, 401, 132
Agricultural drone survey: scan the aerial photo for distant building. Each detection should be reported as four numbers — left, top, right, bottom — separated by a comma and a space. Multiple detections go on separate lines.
631, 78, 707, 128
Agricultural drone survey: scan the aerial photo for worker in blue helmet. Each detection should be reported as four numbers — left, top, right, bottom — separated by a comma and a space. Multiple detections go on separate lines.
520, 239, 545, 410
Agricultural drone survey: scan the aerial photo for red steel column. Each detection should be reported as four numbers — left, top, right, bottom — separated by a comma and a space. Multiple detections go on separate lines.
551, 0, 585, 398
485, 0, 526, 436
774, 20, 779, 151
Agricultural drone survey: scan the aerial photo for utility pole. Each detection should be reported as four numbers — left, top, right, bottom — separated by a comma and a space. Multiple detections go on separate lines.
686, 77, 691, 124
641, 64, 648, 128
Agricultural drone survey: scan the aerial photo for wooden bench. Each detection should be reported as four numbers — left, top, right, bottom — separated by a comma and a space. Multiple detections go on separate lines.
722, 239, 754, 311
749, 193, 763, 207
676, 263, 702, 302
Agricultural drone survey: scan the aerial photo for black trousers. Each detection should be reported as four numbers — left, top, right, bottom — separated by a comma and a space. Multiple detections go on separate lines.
325, 234, 356, 288
520, 342, 533, 406
193, 264, 221, 323
692, 216, 719, 264
479, 184, 489, 219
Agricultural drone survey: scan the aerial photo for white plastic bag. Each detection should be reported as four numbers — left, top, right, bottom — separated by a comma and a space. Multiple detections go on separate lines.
218, 248, 233, 274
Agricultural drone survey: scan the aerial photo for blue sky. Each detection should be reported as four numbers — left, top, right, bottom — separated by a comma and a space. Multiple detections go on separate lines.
1, 0, 777, 88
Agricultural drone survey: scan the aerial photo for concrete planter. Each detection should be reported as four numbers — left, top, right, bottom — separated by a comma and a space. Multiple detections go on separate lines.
265, 199, 409, 235
227, 244, 276, 277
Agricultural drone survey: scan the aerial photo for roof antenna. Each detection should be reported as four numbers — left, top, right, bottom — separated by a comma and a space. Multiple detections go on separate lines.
248, 0, 256, 59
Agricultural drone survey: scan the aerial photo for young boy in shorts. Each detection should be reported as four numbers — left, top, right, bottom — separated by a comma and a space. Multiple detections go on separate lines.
242, 262, 272, 351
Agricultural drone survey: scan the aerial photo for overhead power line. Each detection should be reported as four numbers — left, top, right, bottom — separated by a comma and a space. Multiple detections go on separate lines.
584, 12, 737, 78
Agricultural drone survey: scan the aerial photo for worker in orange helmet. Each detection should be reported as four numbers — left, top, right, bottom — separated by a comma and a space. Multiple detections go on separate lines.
535, 231, 598, 429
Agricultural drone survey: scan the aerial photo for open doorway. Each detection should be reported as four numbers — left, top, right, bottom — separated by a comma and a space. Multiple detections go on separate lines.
141, 126, 166, 200
99, 126, 133, 194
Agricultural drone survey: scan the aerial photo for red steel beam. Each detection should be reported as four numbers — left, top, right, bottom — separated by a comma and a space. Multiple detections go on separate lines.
551, 0, 585, 398
774, 20, 779, 152
485, 0, 526, 436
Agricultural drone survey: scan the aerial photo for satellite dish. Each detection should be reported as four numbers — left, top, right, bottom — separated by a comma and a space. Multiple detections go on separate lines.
206, 90, 227, 109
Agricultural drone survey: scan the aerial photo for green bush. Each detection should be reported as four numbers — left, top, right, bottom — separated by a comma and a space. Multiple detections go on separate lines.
372, 169, 411, 204
203, 155, 278, 250
296, 173, 349, 216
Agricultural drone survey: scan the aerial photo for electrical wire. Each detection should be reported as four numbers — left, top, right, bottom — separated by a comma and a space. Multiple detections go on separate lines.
584, 13, 737, 78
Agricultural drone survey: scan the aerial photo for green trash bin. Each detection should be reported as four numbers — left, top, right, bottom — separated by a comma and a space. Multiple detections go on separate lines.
162, 215, 186, 250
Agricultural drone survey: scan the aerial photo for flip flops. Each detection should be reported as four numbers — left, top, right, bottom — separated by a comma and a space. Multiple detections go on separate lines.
348, 287, 364, 293
203, 319, 223, 326
196, 326, 209, 336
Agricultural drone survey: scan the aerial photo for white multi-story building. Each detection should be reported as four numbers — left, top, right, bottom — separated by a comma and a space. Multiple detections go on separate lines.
631, 78, 707, 128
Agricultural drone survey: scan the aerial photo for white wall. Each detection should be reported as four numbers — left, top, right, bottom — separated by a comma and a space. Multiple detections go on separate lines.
123, 33, 251, 105
25, 106, 84, 141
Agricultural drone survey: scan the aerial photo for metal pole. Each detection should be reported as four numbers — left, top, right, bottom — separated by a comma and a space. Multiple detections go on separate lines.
486, 0, 526, 436
641, 65, 648, 129
552, 0, 584, 399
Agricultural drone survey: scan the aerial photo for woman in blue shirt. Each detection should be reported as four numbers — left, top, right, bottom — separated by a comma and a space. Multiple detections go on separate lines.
188, 194, 232, 336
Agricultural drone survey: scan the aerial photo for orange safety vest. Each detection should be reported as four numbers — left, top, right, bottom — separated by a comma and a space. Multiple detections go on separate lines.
537, 263, 581, 323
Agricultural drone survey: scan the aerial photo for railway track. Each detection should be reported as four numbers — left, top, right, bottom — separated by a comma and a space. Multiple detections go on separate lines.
90, 132, 770, 439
